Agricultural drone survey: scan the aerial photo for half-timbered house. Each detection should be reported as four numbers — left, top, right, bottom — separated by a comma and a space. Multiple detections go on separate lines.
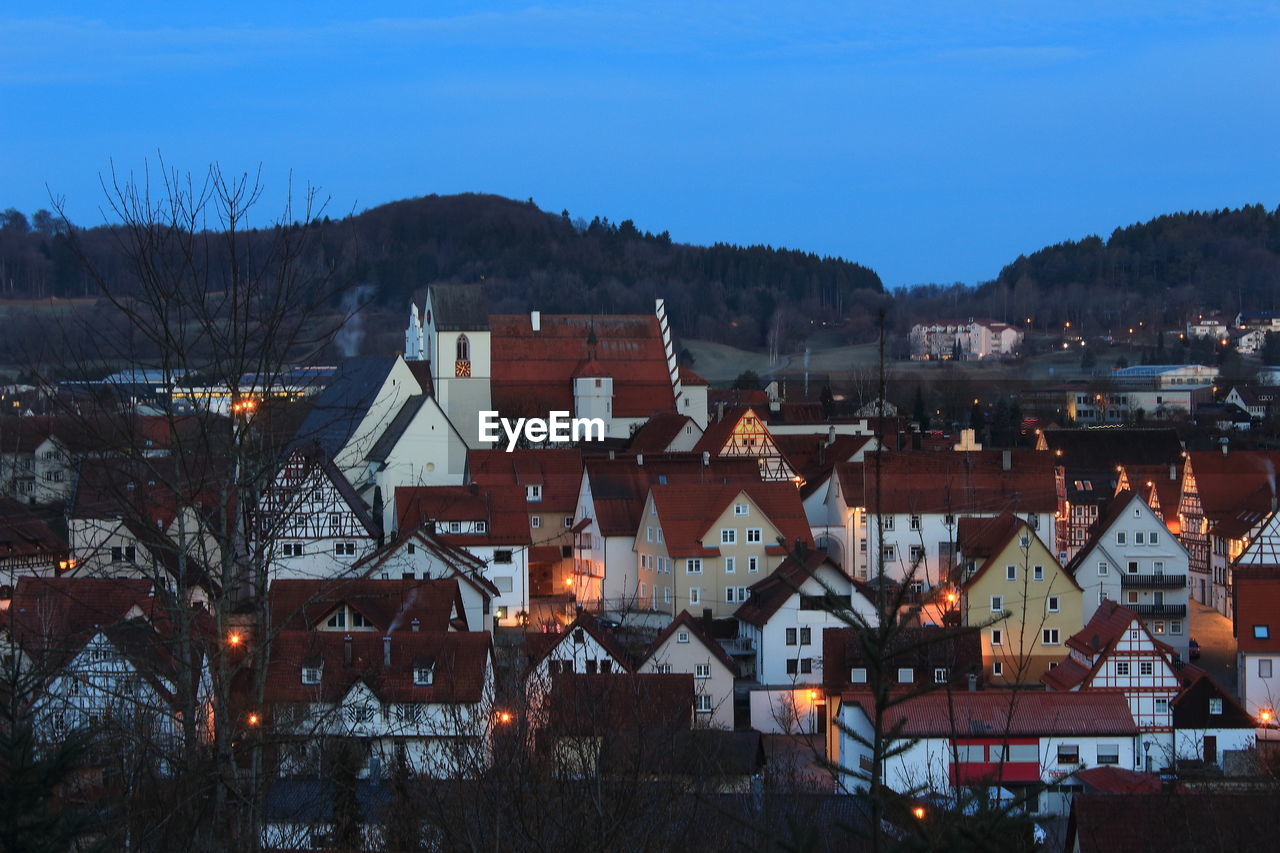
694, 406, 796, 482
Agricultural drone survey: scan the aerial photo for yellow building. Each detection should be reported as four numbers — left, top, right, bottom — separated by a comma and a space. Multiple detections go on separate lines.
956, 514, 1083, 685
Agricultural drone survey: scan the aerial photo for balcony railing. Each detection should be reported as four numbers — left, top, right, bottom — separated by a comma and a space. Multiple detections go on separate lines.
1127, 603, 1188, 618
1120, 573, 1187, 589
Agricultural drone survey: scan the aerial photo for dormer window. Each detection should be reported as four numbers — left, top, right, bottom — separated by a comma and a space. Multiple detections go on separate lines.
526, 485, 543, 502
302, 667, 322, 685
449, 521, 462, 534
323, 606, 372, 631
413, 666, 435, 686
476, 521, 487, 533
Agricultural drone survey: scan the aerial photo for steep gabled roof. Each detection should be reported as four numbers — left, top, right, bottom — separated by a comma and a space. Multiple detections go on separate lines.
650, 481, 813, 559
736, 551, 853, 628
0, 498, 68, 562
394, 485, 531, 546
627, 414, 698, 453
1185, 450, 1280, 518
267, 444, 381, 539
839, 690, 1137, 737
524, 612, 635, 674
263, 630, 491, 704
365, 396, 429, 463
643, 609, 737, 673
5, 576, 156, 668
289, 357, 399, 458
467, 448, 583, 512
1065, 600, 1138, 656
351, 526, 499, 601
268, 578, 469, 634
1038, 427, 1184, 473
428, 283, 490, 331
822, 624, 983, 689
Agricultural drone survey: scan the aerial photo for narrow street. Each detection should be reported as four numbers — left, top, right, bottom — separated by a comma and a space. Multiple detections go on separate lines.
1189, 600, 1237, 696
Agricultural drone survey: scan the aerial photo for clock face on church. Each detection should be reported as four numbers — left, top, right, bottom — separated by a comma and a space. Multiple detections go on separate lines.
456, 360, 471, 377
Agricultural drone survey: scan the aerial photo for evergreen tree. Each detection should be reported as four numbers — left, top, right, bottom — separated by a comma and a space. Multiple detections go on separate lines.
912, 387, 927, 428
820, 385, 836, 419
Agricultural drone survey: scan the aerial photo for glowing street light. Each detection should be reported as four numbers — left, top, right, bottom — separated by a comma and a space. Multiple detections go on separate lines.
228, 632, 243, 647
247, 712, 260, 726
912, 806, 926, 820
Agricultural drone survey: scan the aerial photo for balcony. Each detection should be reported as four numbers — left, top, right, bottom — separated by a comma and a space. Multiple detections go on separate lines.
1127, 603, 1188, 618
1120, 573, 1187, 589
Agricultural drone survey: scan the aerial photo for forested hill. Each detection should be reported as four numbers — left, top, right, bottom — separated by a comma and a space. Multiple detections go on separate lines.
0, 194, 884, 348
899, 205, 1280, 333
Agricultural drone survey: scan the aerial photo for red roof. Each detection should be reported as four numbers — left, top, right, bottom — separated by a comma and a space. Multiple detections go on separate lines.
771, 433, 873, 497
546, 672, 693, 734
836, 451, 1057, 514
839, 690, 1137, 737
1040, 656, 1092, 690
395, 485, 532, 546
735, 552, 851, 627
263, 630, 491, 704
1070, 792, 1280, 853
268, 578, 469, 634
649, 481, 812, 558
582, 453, 761, 537
627, 414, 698, 453
643, 609, 737, 673
71, 455, 230, 529
524, 612, 635, 674
0, 498, 68, 563
1235, 566, 1280, 652
5, 576, 159, 667
1187, 450, 1280, 518
1075, 766, 1162, 794
677, 365, 708, 386
489, 314, 675, 419
1065, 600, 1140, 656
467, 448, 583, 513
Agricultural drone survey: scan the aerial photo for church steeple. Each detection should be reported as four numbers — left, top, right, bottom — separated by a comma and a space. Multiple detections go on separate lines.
405, 301, 425, 361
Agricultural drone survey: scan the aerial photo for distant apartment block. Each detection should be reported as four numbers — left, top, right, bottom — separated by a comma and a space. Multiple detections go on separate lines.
909, 319, 1023, 360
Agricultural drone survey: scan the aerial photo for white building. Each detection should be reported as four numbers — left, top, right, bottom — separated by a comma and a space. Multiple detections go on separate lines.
909, 319, 1023, 360
638, 610, 738, 730
1066, 491, 1191, 659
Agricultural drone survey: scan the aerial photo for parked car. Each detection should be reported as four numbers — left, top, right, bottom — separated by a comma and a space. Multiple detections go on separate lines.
1189, 638, 1201, 660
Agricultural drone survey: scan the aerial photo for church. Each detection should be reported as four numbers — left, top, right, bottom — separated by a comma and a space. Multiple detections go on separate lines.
405, 283, 709, 447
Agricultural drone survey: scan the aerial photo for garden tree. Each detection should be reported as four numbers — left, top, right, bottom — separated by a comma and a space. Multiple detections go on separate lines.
28, 160, 359, 851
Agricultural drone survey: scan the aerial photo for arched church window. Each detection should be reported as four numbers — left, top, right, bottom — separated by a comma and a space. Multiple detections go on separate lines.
455, 334, 471, 377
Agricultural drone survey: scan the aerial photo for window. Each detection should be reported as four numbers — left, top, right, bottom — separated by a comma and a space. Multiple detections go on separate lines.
1153, 621, 1165, 634
1057, 744, 1080, 765
302, 667, 322, 685
944, 514, 955, 526
1116, 531, 1127, 545
1096, 744, 1120, 765
909, 514, 922, 531
1140, 661, 1154, 676
494, 549, 513, 564
786, 628, 797, 646
282, 542, 304, 558
1127, 561, 1139, 574
992, 661, 1004, 677
1042, 629, 1060, 645
1260, 659, 1273, 678
725, 557, 736, 574
734, 503, 749, 516
526, 484, 542, 502
991, 595, 1003, 612
476, 520, 488, 533
448, 521, 462, 533
1116, 662, 1131, 676
695, 663, 711, 679
1254, 625, 1270, 640
910, 544, 925, 563
898, 668, 914, 684
414, 666, 434, 686
1127, 591, 1139, 604
1098, 560, 1109, 576
689, 587, 701, 605
1033, 565, 1044, 581
1006, 565, 1016, 581
456, 333, 470, 362
1019, 535, 1030, 548
686, 559, 702, 574
494, 576, 514, 593
933, 667, 948, 684
721, 529, 737, 545
694, 695, 713, 713
326, 610, 346, 628
334, 542, 356, 557
1210, 698, 1223, 715
991, 629, 1002, 646
748, 557, 760, 573
531, 516, 541, 529
883, 516, 895, 531
1136, 531, 1145, 545
882, 545, 895, 561
799, 627, 811, 645
746, 528, 762, 544
329, 513, 341, 534
1047, 596, 1060, 613
1028, 513, 1040, 531
654, 663, 672, 674
786, 659, 798, 674
564, 516, 574, 529
664, 587, 671, 604
851, 667, 868, 683
677, 631, 690, 644
1154, 698, 1169, 714
1171, 620, 1182, 635
639, 582, 647, 600
1153, 560, 1164, 573
1150, 532, 1159, 544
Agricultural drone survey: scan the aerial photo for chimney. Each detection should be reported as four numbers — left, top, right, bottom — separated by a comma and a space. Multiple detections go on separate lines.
636, 453, 644, 467
608, 449, 615, 461
716, 401, 725, 422
411, 618, 420, 632
383, 636, 392, 667
967, 673, 977, 692
531, 311, 541, 333
1002, 449, 1011, 471
701, 450, 710, 467
827, 426, 836, 447
1220, 437, 1229, 456
344, 636, 353, 667
1169, 464, 1177, 481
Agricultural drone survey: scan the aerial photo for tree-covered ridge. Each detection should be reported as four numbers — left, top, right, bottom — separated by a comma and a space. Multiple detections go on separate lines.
0, 194, 884, 348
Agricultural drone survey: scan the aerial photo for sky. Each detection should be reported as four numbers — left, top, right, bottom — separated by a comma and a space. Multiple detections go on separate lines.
3, 2, 1279, 288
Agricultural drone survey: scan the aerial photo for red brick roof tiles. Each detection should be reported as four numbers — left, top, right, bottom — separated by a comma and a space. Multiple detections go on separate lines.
1234, 567, 1280, 652
649, 481, 812, 558
546, 672, 693, 734
467, 449, 583, 513
268, 578, 468, 634
836, 451, 1057, 515
839, 690, 1137, 737
395, 485, 532, 546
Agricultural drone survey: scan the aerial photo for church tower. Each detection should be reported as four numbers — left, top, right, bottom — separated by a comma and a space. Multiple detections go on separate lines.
405, 301, 425, 361
423, 284, 492, 447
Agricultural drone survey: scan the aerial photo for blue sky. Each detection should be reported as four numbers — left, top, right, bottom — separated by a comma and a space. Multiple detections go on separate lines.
3, 2, 1279, 287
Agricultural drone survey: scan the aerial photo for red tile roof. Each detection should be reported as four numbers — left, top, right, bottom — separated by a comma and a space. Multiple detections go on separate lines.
5, 576, 159, 668
1187, 450, 1280, 519
70, 455, 230, 529
822, 624, 983, 689
263, 630, 491, 704
627, 414, 698, 453
1234, 566, 1280, 652
524, 612, 636, 674
395, 485, 532, 546
268, 578, 468, 634
650, 481, 812, 558
771, 434, 874, 497
0, 498, 68, 563
839, 690, 1137, 737
836, 451, 1057, 515
1041, 656, 1092, 690
582, 453, 761, 537
677, 365, 708, 386
1075, 767, 1162, 794
467, 448, 583, 513
1066, 600, 1138, 656
489, 314, 675, 419
1070, 792, 1280, 853
735, 552, 852, 628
